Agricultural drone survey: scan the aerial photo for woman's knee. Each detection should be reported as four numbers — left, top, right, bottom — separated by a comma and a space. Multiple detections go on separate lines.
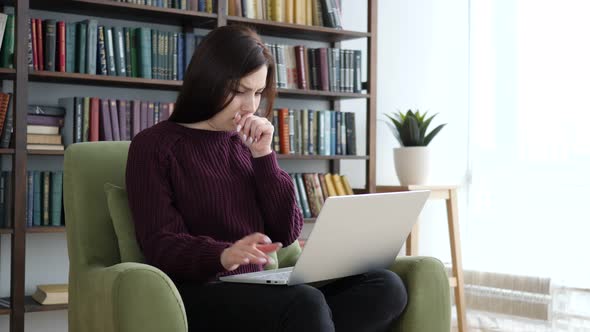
290, 285, 330, 311
372, 269, 408, 317
282, 285, 334, 331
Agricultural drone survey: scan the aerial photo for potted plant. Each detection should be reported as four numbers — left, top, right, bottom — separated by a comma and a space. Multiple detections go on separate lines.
384, 109, 446, 185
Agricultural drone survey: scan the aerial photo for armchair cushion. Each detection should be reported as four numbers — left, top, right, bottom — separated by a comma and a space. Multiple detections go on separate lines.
104, 183, 145, 263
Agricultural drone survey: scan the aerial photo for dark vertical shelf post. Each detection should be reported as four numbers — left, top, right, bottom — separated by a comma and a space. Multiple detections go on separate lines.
11, 0, 30, 331
329, 41, 342, 176
366, 0, 378, 193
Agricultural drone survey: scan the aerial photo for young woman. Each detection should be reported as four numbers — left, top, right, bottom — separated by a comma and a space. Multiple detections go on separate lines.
126, 25, 407, 332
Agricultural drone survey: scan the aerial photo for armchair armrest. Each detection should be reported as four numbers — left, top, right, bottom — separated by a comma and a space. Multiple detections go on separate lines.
389, 257, 451, 332
81, 262, 187, 332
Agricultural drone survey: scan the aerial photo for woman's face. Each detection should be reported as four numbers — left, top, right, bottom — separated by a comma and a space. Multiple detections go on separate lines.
209, 65, 268, 131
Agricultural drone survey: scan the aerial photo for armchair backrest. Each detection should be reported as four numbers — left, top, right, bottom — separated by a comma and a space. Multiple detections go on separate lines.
64, 141, 130, 272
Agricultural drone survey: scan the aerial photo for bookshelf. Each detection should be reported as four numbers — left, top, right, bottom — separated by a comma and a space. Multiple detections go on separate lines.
2, 0, 378, 331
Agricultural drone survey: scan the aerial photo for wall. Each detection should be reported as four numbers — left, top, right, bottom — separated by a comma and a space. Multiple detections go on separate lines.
370, 0, 470, 262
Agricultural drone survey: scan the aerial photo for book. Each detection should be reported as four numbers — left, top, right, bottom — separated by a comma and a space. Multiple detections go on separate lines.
28, 104, 66, 117
33, 171, 41, 226
0, 13, 8, 52
295, 173, 311, 218
340, 174, 354, 195
42, 171, 50, 225
27, 115, 64, 127
26, 134, 62, 145
26, 171, 33, 227
50, 172, 63, 226
323, 173, 338, 197
0, 93, 11, 148
331, 174, 347, 196
0, 14, 14, 68
31, 284, 68, 305
0, 92, 11, 137
27, 144, 65, 151
27, 125, 59, 135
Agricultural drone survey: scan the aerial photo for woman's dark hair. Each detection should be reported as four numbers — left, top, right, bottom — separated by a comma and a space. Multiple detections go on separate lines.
169, 25, 276, 123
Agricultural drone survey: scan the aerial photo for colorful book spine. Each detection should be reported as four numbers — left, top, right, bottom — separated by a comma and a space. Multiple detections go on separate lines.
43, 19, 56, 71
50, 172, 63, 226
65, 22, 76, 73
26, 172, 34, 227
85, 19, 98, 74
75, 21, 87, 73
42, 172, 50, 226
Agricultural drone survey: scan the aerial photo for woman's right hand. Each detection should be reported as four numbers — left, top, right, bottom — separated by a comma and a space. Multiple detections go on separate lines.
220, 233, 283, 271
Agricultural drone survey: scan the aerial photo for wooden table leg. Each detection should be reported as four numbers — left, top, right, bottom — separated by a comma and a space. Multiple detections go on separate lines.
405, 221, 420, 256
446, 189, 467, 332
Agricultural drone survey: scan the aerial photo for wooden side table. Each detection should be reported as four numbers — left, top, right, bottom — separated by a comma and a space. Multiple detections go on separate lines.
376, 185, 467, 332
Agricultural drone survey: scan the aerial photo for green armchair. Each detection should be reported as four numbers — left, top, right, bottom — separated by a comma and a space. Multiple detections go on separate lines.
64, 141, 451, 332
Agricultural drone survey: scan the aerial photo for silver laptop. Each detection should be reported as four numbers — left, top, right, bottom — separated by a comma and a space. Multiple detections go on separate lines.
219, 191, 429, 286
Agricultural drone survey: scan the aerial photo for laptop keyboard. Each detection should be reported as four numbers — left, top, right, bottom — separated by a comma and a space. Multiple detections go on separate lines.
252, 271, 291, 281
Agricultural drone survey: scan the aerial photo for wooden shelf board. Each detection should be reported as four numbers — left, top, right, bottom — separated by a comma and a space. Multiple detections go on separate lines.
29, 71, 183, 90
24, 296, 67, 313
30, 0, 217, 28
0, 148, 14, 155
226, 16, 370, 42
0, 67, 15, 80
28, 72, 370, 99
27, 226, 66, 234
277, 154, 368, 160
0, 228, 13, 234
277, 88, 369, 99
27, 149, 65, 156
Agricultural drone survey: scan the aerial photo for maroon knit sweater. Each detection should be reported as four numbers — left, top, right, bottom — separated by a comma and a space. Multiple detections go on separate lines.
125, 120, 303, 283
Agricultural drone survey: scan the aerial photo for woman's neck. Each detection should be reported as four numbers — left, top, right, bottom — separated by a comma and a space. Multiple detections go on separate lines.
178, 120, 218, 131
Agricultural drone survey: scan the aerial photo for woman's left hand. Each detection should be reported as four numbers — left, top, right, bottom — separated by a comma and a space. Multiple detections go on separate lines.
234, 113, 274, 158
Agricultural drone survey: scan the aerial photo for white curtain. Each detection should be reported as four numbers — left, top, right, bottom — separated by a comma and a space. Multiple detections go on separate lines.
467, 0, 590, 330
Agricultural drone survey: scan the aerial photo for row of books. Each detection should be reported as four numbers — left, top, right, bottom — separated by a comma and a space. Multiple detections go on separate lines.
272, 108, 356, 156
113, 0, 343, 29
0, 13, 14, 68
268, 44, 362, 93
114, 0, 216, 12
25, 171, 64, 228
27, 17, 204, 81
57, 98, 174, 146
289, 172, 353, 219
227, 0, 342, 29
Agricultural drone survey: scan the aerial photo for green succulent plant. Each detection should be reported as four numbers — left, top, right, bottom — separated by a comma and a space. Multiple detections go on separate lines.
384, 109, 446, 147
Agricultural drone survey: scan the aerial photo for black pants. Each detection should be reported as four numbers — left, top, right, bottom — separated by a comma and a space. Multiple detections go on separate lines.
176, 269, 407, 332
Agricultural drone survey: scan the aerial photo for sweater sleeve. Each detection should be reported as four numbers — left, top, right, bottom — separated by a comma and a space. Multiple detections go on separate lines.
251, 151, 303, 246
126, 136, 231, 283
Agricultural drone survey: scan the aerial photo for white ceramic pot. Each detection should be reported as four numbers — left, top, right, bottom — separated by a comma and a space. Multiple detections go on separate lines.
393, 147, 430, 185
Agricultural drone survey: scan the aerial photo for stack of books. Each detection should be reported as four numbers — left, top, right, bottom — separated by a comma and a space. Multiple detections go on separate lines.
27, 105, 65, 151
